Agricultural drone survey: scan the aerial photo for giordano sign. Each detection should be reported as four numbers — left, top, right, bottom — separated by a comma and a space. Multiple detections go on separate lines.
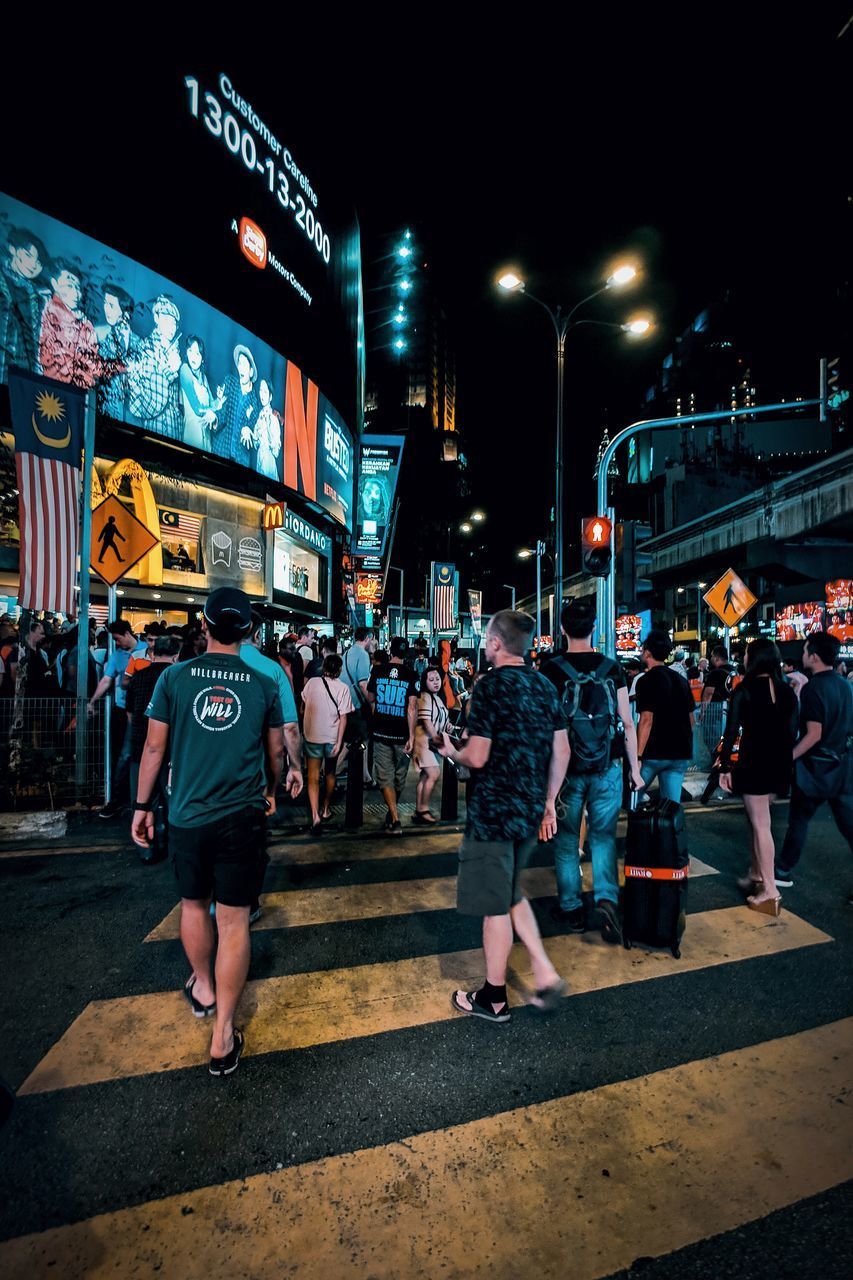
91, 458, 162, 585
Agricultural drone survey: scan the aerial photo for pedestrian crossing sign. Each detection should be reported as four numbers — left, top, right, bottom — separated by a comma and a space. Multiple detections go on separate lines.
703, 568, 757, 627
90, 494, 160, 587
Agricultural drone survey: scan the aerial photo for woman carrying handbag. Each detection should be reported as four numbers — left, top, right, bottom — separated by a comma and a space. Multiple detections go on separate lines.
719, 638, 798, 915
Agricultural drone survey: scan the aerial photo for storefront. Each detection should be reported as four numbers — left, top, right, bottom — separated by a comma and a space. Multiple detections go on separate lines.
269, 507, 333, 633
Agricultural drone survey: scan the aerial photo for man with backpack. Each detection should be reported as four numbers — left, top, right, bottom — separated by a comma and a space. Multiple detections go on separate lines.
542, 601, 644, 942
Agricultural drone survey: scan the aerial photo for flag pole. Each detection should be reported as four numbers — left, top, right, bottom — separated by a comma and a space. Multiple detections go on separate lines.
75, 392, 96, 799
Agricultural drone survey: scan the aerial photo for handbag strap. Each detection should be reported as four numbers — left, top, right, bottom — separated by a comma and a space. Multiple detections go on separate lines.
320, 677, 342, 721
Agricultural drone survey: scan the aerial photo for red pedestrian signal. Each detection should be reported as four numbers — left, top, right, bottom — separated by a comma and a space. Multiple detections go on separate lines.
581, 515, 613, 576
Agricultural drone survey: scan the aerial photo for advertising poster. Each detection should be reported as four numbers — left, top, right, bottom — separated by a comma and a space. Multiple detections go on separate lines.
354, 435, 405, 557
615, 612, 650, 656
354, 573, 383, 607
826, 580, 853, 643
776, 602, 825, 642
467, 589, 483, 640
0, 191, 354, 530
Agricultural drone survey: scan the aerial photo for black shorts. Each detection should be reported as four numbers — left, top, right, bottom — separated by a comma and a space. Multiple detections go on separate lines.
170, 810, 268, 908
456, 835, 537, 916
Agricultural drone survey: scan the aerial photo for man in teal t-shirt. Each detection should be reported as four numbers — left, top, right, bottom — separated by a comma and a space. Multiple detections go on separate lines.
131, 587, 303, 1079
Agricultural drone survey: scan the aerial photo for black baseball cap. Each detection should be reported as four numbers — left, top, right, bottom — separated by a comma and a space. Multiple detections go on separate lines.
204, 587, 253, 634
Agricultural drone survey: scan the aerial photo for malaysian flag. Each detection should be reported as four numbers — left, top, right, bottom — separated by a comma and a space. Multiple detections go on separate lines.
9, 368, 85, 617
159, 510, 202, 540
432, 561, 457, 632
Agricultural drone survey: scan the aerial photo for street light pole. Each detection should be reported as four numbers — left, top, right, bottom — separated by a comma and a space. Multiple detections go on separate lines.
497, 267, 644, 618
535, 539, 544, 646
502, 583, 517, 610
595, 398, 823, 656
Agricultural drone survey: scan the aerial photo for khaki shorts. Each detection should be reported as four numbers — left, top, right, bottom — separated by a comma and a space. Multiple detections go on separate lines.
456, 835, 538, 917
374, 740, 411, 793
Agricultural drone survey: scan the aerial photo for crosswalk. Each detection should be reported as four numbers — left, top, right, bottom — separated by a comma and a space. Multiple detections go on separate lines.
1, 815, 851, 1280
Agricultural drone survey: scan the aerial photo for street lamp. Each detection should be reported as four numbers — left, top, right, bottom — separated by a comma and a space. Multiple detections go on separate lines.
497, 260, 647, 618
518, 540, 546, 647
501, 583, 517, 610
460, 521, 473, 534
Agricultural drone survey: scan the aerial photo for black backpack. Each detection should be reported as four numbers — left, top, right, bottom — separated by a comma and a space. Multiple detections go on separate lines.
554, 655, 618, 774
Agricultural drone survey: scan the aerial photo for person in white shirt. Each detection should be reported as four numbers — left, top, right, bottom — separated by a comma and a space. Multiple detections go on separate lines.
412, 667, 450, 824
301, 653, 353, 835
297, 625, 316, 668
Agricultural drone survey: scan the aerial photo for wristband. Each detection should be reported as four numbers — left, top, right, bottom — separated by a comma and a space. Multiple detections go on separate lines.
134, 801, 154, 811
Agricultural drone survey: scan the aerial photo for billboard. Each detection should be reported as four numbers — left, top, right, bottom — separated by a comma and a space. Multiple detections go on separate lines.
616, 611, 652, 656
826, 580, 853, 643
776, 601, 825, 642
0, 193, 355, 530
354, 435, 405, 557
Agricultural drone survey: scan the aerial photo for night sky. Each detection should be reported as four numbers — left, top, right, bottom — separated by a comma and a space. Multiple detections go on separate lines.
341, 12, 849, 602
4, 16, 848, 610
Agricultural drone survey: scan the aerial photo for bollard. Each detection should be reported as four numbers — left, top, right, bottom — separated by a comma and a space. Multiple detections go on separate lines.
440, 756, 458, 822
345, 742, 365, 829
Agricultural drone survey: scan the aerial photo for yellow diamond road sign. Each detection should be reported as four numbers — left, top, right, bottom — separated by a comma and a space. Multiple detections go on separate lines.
90, 495, 160, 587
703, 569, 757, 627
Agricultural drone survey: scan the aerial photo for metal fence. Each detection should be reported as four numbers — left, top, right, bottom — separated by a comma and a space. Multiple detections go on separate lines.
689, 700, 728, 773
0, 698, 107, 812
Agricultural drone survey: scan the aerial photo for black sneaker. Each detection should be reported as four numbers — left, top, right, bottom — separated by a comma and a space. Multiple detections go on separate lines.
550, 905, 586, 933
209, 1028, 244, 1077
98, 800, 124, 819
774, 869, 794, 888
385, 820, 403, 837
596, 899, 623, 945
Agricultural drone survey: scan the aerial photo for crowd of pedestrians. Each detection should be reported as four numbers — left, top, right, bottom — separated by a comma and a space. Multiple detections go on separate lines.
4, 589, 852, 1075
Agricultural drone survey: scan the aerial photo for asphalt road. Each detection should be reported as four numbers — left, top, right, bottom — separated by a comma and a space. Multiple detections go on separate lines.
0, 794, 851, 1278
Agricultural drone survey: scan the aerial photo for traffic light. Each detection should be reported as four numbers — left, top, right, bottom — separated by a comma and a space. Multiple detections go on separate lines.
581, 515, 613, 576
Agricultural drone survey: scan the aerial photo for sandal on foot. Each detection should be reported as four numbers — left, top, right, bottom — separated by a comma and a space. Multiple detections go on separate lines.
209, 1028, 244, 1077
450, 989, 511, 1023
412, 811, 437, 825
183, 976, 216, 1019
528, 978, 567, 1013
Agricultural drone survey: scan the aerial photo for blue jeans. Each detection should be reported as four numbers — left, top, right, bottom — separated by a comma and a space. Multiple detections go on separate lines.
553, 761, 622, 911
640, 758, 690, 804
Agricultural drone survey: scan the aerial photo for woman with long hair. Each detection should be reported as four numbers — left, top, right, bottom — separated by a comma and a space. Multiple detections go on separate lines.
719, 638, 798, 915
412, 666, 449, 823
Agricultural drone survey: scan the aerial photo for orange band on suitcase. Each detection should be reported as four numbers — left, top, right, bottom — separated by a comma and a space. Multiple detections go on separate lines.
624, 865, 689, 881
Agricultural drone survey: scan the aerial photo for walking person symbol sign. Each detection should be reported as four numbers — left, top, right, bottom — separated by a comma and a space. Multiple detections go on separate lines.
703, 569, 758, 628
90, 494, 160, 587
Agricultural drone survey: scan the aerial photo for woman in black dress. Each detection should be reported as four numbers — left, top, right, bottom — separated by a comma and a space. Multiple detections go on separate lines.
719, 639, 799, 915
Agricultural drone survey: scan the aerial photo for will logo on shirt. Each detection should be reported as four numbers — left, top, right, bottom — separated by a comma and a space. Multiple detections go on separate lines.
192, 685, 243, 732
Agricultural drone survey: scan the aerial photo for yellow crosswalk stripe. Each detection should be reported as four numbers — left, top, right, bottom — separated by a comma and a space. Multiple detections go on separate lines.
267, 828, 463, 864
146, 856, 719, 942
5, 1018, 852, 1279
20, 907, 829, 1096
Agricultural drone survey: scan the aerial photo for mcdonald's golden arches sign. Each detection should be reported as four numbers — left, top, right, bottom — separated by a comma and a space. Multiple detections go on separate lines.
263, 501, 286, 530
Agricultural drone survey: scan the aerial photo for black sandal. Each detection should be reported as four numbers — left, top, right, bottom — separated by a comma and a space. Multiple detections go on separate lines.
412, 811, 437, 825
451, 989, 511, 1023
183, 976, 216, 1019
528, 978, 568, 1013
209, 1028, 244, 1077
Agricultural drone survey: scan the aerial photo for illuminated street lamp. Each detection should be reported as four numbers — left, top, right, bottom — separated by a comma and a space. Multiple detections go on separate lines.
518, 540, 546, 645
496, 261, 648, 612
460, 521, 473, 534
470, 510, 486, 523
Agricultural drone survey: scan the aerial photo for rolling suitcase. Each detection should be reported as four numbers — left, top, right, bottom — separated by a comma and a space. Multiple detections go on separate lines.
623, 795, 688, 958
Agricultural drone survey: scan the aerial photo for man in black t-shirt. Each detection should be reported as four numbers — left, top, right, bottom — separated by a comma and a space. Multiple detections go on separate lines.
541, 602, 644, 943
636, 630, 696, 804
367, 636, 418, 835
777, 631, 853, 891
439, 610, 569, 1022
